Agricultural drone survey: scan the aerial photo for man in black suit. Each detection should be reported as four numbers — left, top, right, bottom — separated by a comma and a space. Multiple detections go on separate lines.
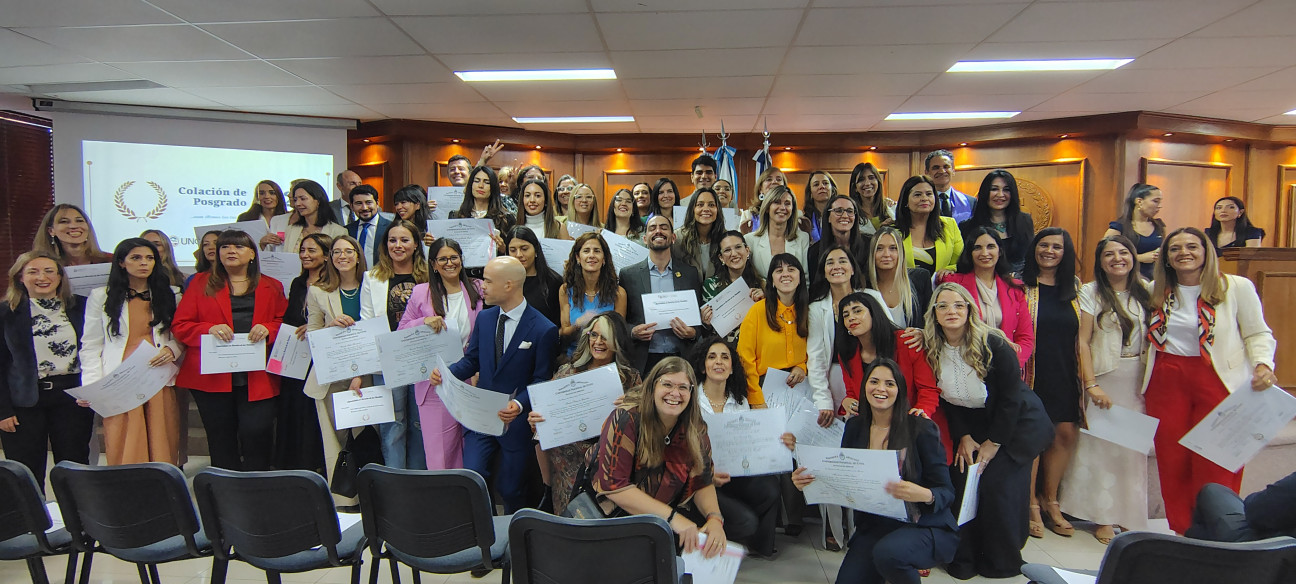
345, 185, 391, 266
619, 215, 703, 373
1187, 472, 1296, 542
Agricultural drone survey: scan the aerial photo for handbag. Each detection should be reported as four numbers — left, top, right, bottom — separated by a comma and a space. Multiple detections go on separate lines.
330, 426, 384, 497
562, 460, 607, 519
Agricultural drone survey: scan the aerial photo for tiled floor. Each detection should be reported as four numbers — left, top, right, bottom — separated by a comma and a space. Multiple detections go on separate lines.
1, 455, 1168, 584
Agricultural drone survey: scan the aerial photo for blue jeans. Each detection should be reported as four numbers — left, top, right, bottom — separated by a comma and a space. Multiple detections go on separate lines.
374, 382, 426, 470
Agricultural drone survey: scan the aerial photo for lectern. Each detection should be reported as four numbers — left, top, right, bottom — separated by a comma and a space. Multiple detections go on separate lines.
1219, 248, 1296, 390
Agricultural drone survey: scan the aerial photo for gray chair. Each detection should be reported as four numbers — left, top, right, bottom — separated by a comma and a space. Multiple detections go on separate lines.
356, 465, 510, 584
1023, 531, 1296, 584
192, 468, 366, 584
508, 509, 691, 584
49, 461, 211, 584
0, 460, 82, 584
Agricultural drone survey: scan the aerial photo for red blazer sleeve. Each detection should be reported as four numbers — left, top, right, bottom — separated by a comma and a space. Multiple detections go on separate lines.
895, 332, 939, 417
172, 273, 216, 347
257, 277, 287, 345
1005, 282, 1034, 369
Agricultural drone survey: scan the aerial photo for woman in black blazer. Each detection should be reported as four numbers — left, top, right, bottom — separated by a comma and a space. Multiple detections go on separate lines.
790, 358, 958, 584
922, 282, 1054, 580
0, 251, 93, 490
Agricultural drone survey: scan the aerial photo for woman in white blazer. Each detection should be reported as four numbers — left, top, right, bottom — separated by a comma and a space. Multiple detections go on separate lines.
1142, 227, 1276, 534
265, 179, 347, 252
744, 185, 809, 276
79, 238, 184, 465
358, 219, 430, 469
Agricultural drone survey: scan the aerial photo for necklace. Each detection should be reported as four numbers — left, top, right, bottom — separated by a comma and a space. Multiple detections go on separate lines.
340, 287, 359, 299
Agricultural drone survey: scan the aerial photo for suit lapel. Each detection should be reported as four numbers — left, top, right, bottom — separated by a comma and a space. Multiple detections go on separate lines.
496, 309, 535, 372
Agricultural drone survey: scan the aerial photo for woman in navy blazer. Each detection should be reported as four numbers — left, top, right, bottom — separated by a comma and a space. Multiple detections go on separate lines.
0, 251, 92, 490
790, 358, 958, 584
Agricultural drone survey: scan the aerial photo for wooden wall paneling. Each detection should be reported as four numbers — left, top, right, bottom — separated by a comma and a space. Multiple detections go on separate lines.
1253, 270, 1296, 391
353, 161, 388, 208
952, 159, 1087, 268
1277, 163, 1296, 246
1139, 157, 1231, 235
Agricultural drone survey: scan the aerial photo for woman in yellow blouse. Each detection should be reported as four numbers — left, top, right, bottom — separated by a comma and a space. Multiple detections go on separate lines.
896, 175, 963, 277
737, 253, 810, 407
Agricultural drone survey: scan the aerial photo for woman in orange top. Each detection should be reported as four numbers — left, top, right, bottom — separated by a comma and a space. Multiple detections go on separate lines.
737, 253, 810, 406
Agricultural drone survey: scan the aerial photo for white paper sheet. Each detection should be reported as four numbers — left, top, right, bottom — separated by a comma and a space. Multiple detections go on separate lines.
426, 219, 495, 267
701, 279, 756, 337
66, 343, 177, 417
330, 386, 395, 429
435, 356, 511, 436
266, 323, 312, 380
193, 219, 270, 248
1054, 568, 1098, 584
375, 325, 462, 387
306, 318, 388, 384
787, 409, 845, 448
761, 368, 817, 423
706, 407, 793, 477
602, 230, 649, 272
426, 186, 465, 221
64, 263, 111, 297
681, 533, 745, 584
257, 252, 301, 293
200, 334, 266, 374
956, 462, 982, 526
797, 444, 909, 521
828, 363, 848, 411
1082, 402, 1159, 454
529, 364, 624, 450
45, 502, 63, 534
565, 221, 600, 239
539, 237, 575, 273
1179, 384, 1296, 473
641, 290, 702, 330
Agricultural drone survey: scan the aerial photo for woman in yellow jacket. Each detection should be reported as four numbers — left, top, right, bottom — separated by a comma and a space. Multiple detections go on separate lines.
896, 175, 963, 277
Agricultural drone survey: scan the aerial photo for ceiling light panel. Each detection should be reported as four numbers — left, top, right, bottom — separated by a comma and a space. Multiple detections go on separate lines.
885, 112, 1020, 120
948, 59, 1134, 72
456, 69, 616, 82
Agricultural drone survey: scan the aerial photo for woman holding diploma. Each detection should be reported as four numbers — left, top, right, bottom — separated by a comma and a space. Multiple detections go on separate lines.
450, 165, 515, 253
700, 231, 764, 343
737, 253, 810, 407
790, 359, 958, 584
398, 238, 485, 470
273, 233, 331, 473
1061, 235, 1151, 543
33, 204, 112, 266
865, 227, 932, 329
173, 230, 287, 471
604, 188, 645, 244
590, 356, 728, 559
528, 313, 641, 515
513, 179, 569, 241
673, 188, 726, 279
80, 238, 183, 465
558, 232, 627, 351
807, 245, 875, 426
1144, 227, 1276, 534
505, 227, 563, 327
360, 219, 430, 469
921, 282, 1053, 579
0, 251, 92, 491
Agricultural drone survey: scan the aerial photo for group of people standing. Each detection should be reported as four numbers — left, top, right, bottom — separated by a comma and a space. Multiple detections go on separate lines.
0, 146, 1279, 584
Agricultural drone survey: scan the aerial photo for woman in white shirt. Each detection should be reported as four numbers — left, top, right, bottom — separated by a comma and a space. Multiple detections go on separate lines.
513, 179, 569, 240
1143, 227, 1276, 534
744, 185, 809, 276
266, 180, 347, 253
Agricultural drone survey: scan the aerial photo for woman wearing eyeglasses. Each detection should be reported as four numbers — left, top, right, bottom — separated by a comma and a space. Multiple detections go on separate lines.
807, 195, 870, 285
605, 188, 646, 244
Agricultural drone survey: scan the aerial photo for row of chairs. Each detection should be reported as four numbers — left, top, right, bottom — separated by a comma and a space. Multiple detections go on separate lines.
0, 460, 691, 584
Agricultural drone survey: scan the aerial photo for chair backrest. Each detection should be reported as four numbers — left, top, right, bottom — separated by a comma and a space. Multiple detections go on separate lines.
192, 468, 343, 564
508, 509, 685, 584
0, 460, 56, 552
356, 465, 497, 568
49, 461, 202, 554
1098, 532, 1296, 584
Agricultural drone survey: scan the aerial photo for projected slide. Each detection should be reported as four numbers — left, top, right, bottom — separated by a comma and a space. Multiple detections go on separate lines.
83, 140, 333, 266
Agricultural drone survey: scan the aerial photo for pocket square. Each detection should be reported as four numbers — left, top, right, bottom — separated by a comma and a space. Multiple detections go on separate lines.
519, 341, 533, 349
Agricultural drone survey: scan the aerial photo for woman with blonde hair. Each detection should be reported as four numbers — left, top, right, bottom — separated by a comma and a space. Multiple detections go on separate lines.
866, 226, 932, 328
744, 185, 808, 276
744, 168, 788, 232
567, 183, 603, 229
33, 204, 111, 266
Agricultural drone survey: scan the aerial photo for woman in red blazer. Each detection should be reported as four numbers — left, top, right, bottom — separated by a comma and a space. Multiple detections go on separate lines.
173, 230, 286, 471
939, 228, 1034, 369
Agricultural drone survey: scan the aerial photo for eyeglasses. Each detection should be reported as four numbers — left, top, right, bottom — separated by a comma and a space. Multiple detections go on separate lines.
332, 249, 357, 257
657, 380, 694, 393
829, 207, 856, 216
435, 255, 462, 265
933, 302, 970, 312
612, 196, 633, 205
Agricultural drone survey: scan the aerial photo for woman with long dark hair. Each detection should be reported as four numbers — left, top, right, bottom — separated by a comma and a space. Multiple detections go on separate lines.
648, 177, 680, 224
273, 232, 331, 473
451, 165, 514, 256
674, 188, 727, 279
505, 226, 563, 326
807, 195, 870, 283
940, 227, 1033, 368
553, 174, 577, 218
700, 231, 765, 343
238, 179, 288, 227
1206, 195, 1264, 250
958, 170, 1035, 274
848, 162, 894, 236
737, 253, 810, 406
514, 179, 569, 240
267, 179, 345, 253
1104, 183, 1165, 279
558, 233, 627, 350
895, 175, 962, 277
187, 230, 222, 290
631, 181, 653, 221
141, 230, 186, 288
390, 184, 431, 243
834, 292, 939, 419
604, 188, 646, 243
800, 170, 837, 242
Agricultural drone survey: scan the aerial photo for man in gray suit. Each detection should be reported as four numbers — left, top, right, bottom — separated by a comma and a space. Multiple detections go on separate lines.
619, 215, 703, 373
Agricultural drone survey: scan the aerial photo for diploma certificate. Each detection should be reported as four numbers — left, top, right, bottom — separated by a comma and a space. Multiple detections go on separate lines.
426, 219, 495, 267
375, 325, 462, 387
564, 222, 600, 239
529, 364, 624, 450
1179, 384, 1296, 473
956, 462, 982, 526
426, 186, 465, 221
66, 343, 177, 417
641, 290, 702, 330
787, 409, 845, 448
1082, 402, 1159, 455
602, 230, 648, 272
435, 356, 511, 436
266, 323, 312, 380
701, 279, 755, 337
330, 386, 396, 429
200, 334, 267, 374
681, 533, 745, 584
797, 444, 909, 521
193, 220, 269, 247
539, 238, 575, 273
706, 407, 793, 477
306, 318, 388, 384
257, 252, 301, 294
65, 264, 112, 298
760, 368, 818, 422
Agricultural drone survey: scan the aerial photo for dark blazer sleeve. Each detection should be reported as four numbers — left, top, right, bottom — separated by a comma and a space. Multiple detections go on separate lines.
908, 268, 933, 329
1245, 471, 1296, 536
0, 305, 22, 419
619, 264, 646, 327
914, 419, 956, 526
516, 311, 559, 412
984, 334, 1026, 447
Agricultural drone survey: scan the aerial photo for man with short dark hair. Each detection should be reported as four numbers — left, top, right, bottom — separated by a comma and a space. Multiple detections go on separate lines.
924, 149, 975, 223
446, 155, 472, 187
346, 185, 390, 265
620, 215, 703, 373
679, 154, 719, 210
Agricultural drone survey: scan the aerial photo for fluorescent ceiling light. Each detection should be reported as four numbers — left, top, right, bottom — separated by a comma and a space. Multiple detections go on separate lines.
513, 116, 635, 124
885, 112, 1020, 121
455, 69, 616, 82
1285, 109, 1296, 115
948, 59, 1133, 72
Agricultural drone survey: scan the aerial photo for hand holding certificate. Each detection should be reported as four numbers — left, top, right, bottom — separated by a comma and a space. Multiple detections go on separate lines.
705, 408, 793, 477
200, 334, 266, 374
266, 323, 312, 380
426, 186, 465, 221
701, 279, 755, 337
787, 409, 845, 448
330, 386, 396, 430
426, 219, 495, 267
434, 356, 511, 436
65, 264, 112, 297
761, 368, 817, 422
1179, 384, 1296, 472
306, 318, 388, 384
797, 444, 909, 521
956, 462, 983, 526
602, 230, 648, 271
641, 291, 702, 331
1082, 402, 1159, 454
528, 364, 624, 449
681, 533, 745, 584
375, 325, 462, 387
66, 343, 177, 417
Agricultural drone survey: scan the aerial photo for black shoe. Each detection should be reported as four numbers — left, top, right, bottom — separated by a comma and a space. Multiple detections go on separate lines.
945, 563, 976, 581
748, 548, 779, 561
470, 568, 492, 578
782, 524, 802, 537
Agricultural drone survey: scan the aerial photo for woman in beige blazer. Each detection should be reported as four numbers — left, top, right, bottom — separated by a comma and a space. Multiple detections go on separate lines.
744, 185, 809, 276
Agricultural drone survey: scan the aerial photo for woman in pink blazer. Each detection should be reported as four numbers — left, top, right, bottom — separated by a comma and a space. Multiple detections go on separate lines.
939, 228, 1034, 368
397, 238, 486, 469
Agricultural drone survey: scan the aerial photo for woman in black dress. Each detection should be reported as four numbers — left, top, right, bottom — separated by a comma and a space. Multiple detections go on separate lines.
273, 233, 331, 472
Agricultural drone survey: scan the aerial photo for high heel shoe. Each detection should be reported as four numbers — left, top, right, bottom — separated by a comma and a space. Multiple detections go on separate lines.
1043, 501, 1075, 537
1094, 524, 1115, 545
1028, 504, 1045, 538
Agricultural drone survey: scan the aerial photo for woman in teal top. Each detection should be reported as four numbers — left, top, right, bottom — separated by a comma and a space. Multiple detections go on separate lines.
558, 232, 627, 353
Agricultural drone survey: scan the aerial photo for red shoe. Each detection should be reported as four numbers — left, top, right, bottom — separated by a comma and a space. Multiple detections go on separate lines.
919, 569, 931, 577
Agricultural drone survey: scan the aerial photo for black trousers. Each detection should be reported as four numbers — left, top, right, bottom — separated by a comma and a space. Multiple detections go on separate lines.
1185, 483, 1258, 543
191, 384, 276, 471
0, 386, 93, 492
717, 474, 781, 555
836, 520, 959, 584
947, 454, 1031, 580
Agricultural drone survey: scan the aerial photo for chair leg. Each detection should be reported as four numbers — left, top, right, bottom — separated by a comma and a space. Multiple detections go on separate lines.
137, 563, 151, 584
25, 557, 50, 584
350, 564, 362, 584
367, 554, 381, 584
410, 568, 421, 584
77, 551, 94, 584
149, 563, 162, 584
64, 551, 80, 584
265, 570, 282, 584
388, 556, 401, 584
499, 564, 510, 584
210, 559, 229, 584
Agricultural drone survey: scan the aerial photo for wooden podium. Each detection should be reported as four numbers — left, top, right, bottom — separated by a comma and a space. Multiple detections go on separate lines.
1220, 248, 1296, 390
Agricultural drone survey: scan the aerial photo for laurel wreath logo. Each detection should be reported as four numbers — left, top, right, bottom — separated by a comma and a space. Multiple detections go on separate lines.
114, 181, 168, 221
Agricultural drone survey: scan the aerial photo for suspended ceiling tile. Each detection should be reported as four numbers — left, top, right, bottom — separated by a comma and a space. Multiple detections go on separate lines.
768, 73, 936, 98
918, 71, 1102, 96
392, 14, 604, 54
620, 76, 775, 99
0, 0, 179, 27
436, 52, 612, 72
269, 56, 455, 85
629, 98, 767, 117
184, 85, 354, 107
372, 0, 589, 16
795, 4, 1027, 46
106, 60, 309, 88
597, 9, 801, 51
148, 0, 380, 22
323, 83, 484, 105
15, 24, 252, 62
469, 80, 626, 103
1124, 36, 1296, 70
201, 19, 424, 59
1073, 67, 1278, 94
613, 48, 785, 79
782, 44, 974, 75
987, 0, 1254, 43
0, 62, 138, 85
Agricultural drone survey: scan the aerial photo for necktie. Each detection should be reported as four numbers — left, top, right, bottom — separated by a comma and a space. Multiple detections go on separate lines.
495, 312, 508, 362
939, 192, 953, 217
358, 221, 370, 250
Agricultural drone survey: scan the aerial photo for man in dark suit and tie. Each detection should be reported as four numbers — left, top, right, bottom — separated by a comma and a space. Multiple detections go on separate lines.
620, 215, 703, 373
345, 185, 391, 266
429, 256, 558, 512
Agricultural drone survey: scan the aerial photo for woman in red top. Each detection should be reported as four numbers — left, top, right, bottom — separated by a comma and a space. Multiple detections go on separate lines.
835, 292, 939, 420
173, 230, 287, 470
